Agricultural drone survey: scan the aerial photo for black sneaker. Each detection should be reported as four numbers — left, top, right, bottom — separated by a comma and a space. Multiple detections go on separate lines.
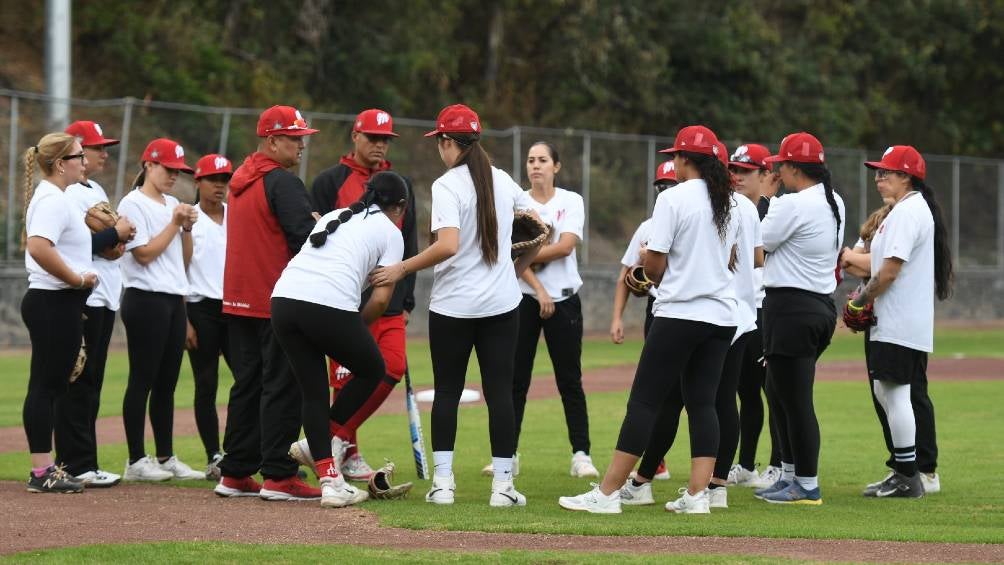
862, 471, 894, 497
27, 465, 85, 494
875, 471, 924, 498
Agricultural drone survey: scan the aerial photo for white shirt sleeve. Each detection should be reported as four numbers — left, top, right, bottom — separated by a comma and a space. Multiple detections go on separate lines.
26, 191, 70, 243
854, 237, 865, 250
513, 182, 534, 210
621, 223, 646, 267
117, 197, 150, 251
880, 208, 919, 262
761, 196, 798, 252
430, 181, 461, 231
753, 212, 764, 248
379, 228, 405, 267
561, 193, 585, 239
646, 192, 676, 254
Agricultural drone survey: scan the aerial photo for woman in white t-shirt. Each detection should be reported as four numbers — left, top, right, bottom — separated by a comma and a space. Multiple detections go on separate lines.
844, 146, 952, 498
183, 154, 234, 479
560, 125, 740, 514
370, 104, 540, 507
20, 132, 96, 494
117, 138, 203, 482
271, 171, 407, 508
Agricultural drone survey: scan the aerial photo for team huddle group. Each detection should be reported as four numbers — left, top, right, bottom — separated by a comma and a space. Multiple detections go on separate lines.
19, 100, 951, 512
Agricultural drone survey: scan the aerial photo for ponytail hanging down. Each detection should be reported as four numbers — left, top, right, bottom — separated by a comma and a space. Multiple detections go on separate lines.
790, 162, 842, 247
448, 133, 498, 264
912, 178, 954, 300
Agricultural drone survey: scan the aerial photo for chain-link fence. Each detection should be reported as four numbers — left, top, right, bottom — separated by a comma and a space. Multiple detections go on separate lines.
2, 88, 1003, 272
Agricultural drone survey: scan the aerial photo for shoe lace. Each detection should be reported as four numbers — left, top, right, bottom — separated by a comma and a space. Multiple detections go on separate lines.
50, 464, 71, 481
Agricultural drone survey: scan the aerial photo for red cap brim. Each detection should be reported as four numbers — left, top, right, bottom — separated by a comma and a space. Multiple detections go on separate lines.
863, 161, 885, 170
87, 138, 120, 147
356, 129, 400, 137
658, 145, 681, 154
159, 159, 194, 173
763, 155, 782, 164
728, 161, 762, 170
270, 128, 319, 137
423, 129, 441, 137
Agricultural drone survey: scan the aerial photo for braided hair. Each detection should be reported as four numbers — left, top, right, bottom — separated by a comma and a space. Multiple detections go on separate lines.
910, 177, 954, 300
789, 162, 842, 247
309, 171, 409, 248
21, 132, 76, 248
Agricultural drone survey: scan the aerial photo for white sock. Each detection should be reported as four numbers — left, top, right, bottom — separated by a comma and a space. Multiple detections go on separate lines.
492, 457, 513, 482
781, 462, 795, 481
433, 451, 453, 478
795, 475, 819, 491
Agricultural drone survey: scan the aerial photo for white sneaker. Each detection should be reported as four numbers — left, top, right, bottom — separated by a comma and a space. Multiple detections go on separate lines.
750, 465, 782, 489
426, 474, 456, 505
726, 464, 760, 487
570, 451, 599, 478
157, 456, 206, 480
75, 469, 121, 487
331, 436, 350, 474
123, 456, 173, 482
342, 453, 376, 481
481, 453, 520, 477
489, 478, 527, 507
665, 487, 711, 514
921, 472, 940, 494
320, 475, 368, 508
708, 486, 728, 508
558, 483, 622, 514
206, 453, 224, 481
619, 479, 655, 506
289, 438, 314, 471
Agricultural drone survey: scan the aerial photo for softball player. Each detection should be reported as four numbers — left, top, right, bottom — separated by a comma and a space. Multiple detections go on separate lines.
370, 104, 539, 507
184, 154, 233, 479
272, 171, 408, 508
56, 121, 133, 487
755, 132, 845, 505
21, 132, 96, 493
560, 125, 740, 514
847, 146, 951, 497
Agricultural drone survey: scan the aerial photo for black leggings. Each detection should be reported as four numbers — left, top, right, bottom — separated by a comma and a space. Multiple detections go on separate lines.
271, 297, 385, 465
186, 298, 233, 458
21, 288, 88, 454
429, 309, 518, 458
713, 332, 750, 480
513, 294, 588, 454
736, 310, 782, 469
617, 317, 735, 459
120, 289, 187, 462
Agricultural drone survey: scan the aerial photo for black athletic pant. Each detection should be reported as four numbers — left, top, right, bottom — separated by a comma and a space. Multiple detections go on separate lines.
513, 293, 589, 454
21, 288, 88, 454
643, 295, 656, 337
55, 305, 116, 475
120, 289, 186, 462
616, 317, 735, 459
429, 309, 519, 458
713, 332, 750, 480
271, 298, 385, 467
219, 314, 300, 480
736, 309, 782, 470
186, 298, 233, 459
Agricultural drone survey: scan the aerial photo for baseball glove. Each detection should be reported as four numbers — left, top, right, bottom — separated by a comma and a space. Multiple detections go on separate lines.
511, 210, 550, 258
70, 336, 86, 383
85, 201, 125, 260
624, 264, 654, 297
367, 460, 413, 500
843, 286, 876, 333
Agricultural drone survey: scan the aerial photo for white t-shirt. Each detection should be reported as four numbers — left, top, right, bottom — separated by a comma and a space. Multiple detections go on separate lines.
762, 183, 846, 295
272, 205, 404, 311
24, 180, 93, 290
429, 164, 534, 318
187, 204, 227, 302
65, 179, 123, 310
117, 189, 189, 296
517, 187, 584, 301
621, 219, 657, 299
733, 194, 763, 336
869, 192, 935, 352
647, 178, 740, 327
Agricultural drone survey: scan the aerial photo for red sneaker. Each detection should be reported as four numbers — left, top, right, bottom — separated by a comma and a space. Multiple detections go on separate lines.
259, 475, 322, 501
654, 460, 671, 480
214, 476, 262, 497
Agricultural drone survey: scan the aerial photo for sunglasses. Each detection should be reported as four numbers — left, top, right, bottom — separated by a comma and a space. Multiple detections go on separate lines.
61, 153, 85, 163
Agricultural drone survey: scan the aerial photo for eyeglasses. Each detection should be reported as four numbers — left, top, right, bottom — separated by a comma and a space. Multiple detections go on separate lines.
61, 153, 85, 163
874, 169, 905, 180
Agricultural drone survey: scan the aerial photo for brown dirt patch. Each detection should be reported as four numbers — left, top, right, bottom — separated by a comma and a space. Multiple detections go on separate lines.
1, 481, 1001, 562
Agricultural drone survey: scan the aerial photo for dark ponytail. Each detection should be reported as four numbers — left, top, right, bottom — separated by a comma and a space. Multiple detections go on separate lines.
309, 170, 409, 248
447, 133, 498, 264
790, 162, 842, 247
912, 178, 954, 300
682, 151, 732, 241
131, 165, 147, 190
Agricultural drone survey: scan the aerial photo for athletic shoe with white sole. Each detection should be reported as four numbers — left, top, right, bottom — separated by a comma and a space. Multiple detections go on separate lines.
753, 478, 790, 500
875, 471, 924, 498
726, 464, 760, 487
214, 476, 261, 497
558, 483, 621, 514
27, 465, 84, 494
480, 453, 520, 477
75, 469, 121, 488
761, 481, 823, 505
750, 465, 782, 489
157, 456, 206, 480
489, 478, 527, 507
665, 487, 711, 514
570, 451, 599, 478
289, 438, 314, 471
260, 476, 321, 501
341, 453, 376, 481
426, 473, 456, 505
123, 456, 173, 482
863, 470, 895, 497
320, 474, 368, 507
619, 479, 655, 506
921, 472, 940, 494
708, 486, 728, 509
205, 453, 224, 481
654, 459, 671, 480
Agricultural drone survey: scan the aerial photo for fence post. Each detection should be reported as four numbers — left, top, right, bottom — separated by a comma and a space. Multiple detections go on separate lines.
998, 162, 1004, 270
113, 98, 134, 204
511, 126, 521, 184
859, 149, 869, 235
218, 108, 232, 155
646, 137, 656, 214
5, 96, 19, 261
297, 114, 312, 182
581, 133, 591, 265
952, 157, 960, 267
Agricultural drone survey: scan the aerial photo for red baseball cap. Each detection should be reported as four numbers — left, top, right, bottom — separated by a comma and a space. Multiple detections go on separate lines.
715, 141, 728, 166
865, 145, 926, 180
424, 104, 481, 137
194, 154, 233, 179
654, 161, 677, 184
729, 143, 771, 170
141, 138, 194, 173
658, 125, 721, 158
765, 132, 825, 164
65, 121, 119, 147
257, 105, 319, 137
354, 109, 399, 137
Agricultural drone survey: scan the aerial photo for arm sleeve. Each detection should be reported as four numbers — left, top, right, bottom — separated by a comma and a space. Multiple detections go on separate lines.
760, 196, 798, 252
91, 227, 119, 253
26, 192, 69, 243
621, 221, 647, 267
513, 183, 535, 210
562, 193, 585, 239
117, 198, 150, 251
379, 229, 405, 267
880, 207, 919, 262
430, 181, 461, 231
400, 177, 419, 311
646, 193, 676, 253
265, 170, 316, 254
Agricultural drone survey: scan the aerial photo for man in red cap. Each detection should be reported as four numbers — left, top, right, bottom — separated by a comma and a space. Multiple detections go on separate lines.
301, 109, 417, 479
215, 105, 320, 500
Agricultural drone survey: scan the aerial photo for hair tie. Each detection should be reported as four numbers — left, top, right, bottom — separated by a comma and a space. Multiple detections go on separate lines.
32, 145, 38, 153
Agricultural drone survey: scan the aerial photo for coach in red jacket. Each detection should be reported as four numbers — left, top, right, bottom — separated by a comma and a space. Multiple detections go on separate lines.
214, 105, 320, 500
